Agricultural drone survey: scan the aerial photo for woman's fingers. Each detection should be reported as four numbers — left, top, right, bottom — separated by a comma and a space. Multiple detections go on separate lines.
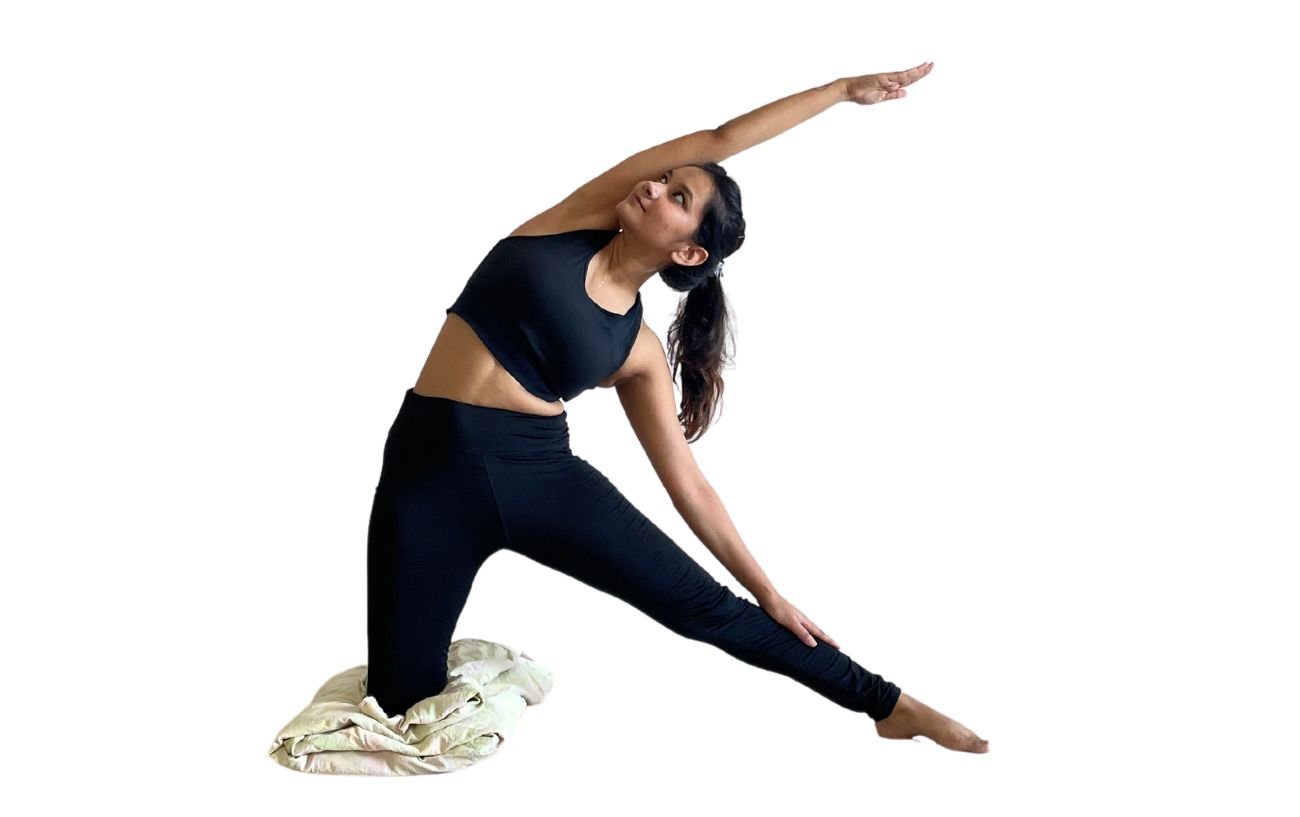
805, 619, 840, 648
775, 600, 842, 648
887, 61, 933, 87
784, 609, 816, 646
799, 625, 817, 647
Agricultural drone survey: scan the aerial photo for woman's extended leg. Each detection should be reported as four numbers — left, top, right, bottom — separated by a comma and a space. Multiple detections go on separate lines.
487, 452, 903, 722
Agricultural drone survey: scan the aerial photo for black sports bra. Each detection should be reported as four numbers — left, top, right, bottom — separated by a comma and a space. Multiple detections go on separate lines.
445, 228, 643, 403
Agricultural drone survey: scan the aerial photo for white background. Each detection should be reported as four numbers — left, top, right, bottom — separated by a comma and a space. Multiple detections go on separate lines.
3, 0, 1296, 812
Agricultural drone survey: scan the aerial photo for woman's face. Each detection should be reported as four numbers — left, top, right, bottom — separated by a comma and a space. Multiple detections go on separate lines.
620, 165, 715, 255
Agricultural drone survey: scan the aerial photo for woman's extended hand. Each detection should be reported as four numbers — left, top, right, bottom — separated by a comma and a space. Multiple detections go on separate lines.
842, 61, 934, 105
759, 593, 842, 649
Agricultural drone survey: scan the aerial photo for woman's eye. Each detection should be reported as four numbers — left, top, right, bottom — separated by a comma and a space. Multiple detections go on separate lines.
660, 174, 685, 206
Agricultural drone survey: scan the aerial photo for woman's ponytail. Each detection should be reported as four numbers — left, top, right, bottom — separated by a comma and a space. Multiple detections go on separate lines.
657, 162, 746, 443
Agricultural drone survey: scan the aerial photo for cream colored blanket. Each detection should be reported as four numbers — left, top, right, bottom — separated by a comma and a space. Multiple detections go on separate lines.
268, 638, 554, 775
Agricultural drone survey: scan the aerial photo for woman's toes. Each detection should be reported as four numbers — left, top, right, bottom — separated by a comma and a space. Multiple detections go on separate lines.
965, 732, 990, 753
939, 726, 987, 753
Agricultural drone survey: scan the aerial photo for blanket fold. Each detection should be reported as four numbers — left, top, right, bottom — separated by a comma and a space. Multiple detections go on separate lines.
268, 638, 554, 775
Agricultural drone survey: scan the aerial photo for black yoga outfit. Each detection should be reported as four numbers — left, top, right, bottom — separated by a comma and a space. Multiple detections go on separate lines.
365, 228, 902, 720
446, 228, 643, 402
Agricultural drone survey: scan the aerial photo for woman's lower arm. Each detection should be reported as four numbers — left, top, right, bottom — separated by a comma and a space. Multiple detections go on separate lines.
675, 482, 781, 604
714, 78, 847, 158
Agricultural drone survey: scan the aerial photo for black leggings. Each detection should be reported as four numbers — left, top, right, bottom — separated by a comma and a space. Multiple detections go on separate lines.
366, 388, 902, 720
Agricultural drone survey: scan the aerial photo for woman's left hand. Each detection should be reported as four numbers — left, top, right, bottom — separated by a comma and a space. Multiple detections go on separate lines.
759, 593, 841, 649
842, 61, 934, 105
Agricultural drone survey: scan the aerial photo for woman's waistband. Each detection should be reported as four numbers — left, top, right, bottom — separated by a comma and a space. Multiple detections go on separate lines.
393, 388, 571, 455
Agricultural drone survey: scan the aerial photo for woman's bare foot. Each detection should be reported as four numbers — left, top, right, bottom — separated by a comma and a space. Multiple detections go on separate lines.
875, 692, 989, 753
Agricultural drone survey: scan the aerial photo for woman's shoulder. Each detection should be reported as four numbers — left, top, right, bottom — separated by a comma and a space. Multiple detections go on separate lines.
507, 201, 619, 238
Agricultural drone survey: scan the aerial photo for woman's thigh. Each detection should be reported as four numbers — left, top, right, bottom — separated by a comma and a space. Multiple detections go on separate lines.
486, 453, 740, 629
366, 449, 506, 712
367, 455, 503, 637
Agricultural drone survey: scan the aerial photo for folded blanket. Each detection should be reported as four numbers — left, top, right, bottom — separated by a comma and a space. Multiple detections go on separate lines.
268, 638, 554, 775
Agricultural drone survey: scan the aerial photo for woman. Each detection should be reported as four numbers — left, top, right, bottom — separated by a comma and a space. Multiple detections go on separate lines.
367, 61, 989, 754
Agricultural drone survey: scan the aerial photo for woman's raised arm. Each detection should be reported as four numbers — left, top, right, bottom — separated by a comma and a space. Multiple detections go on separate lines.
715, 62, 934, 157
542, 63, 932, 226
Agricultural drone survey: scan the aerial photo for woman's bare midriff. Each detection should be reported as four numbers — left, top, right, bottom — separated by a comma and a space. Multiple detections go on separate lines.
412, 312, 566, 417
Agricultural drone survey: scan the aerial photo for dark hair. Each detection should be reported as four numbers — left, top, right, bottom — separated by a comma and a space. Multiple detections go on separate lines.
658, 161, 746, 444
